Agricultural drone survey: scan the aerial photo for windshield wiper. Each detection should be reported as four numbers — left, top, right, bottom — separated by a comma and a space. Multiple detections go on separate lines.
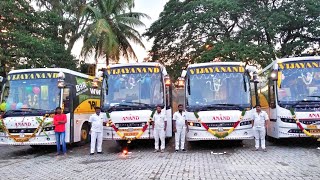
293, 100, 320, 107
211, 104, 242, 108
307, 96, 320, 98
121, 101, 153, 107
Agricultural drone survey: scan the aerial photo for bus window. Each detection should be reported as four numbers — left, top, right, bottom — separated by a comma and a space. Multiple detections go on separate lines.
63, 88, 71, 113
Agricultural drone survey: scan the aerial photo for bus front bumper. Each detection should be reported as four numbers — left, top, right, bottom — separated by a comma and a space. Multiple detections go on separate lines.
186, 128, 254, 141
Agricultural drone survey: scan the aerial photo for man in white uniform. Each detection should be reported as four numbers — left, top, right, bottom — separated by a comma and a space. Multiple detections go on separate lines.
89, 107, 107, 155
252, 104, 269, 152
173, 104, 188, 152
153, 105, 167, 153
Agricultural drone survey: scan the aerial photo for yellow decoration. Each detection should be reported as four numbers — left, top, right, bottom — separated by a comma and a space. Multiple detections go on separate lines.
0, 115, 51, 142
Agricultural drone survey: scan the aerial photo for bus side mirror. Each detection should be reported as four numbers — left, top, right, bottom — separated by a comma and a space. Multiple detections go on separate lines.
0, 76, 3, 83
270, 70, 278, 81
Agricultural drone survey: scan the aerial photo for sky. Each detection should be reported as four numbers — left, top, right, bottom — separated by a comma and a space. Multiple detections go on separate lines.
71, 0, 169, 69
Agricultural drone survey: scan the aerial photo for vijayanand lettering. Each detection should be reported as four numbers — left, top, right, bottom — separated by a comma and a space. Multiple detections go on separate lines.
278, 61, 320, 70
107, 67, 160, 75
189, 66, 245, 74
7, 72, 59, 81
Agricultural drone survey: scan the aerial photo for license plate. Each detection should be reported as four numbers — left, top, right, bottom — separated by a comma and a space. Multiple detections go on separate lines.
19, 133, 25, 138
307, 125, 318, 129
309, 129, 320, 134
128, 128, 133, 132
123, 132, 139, 136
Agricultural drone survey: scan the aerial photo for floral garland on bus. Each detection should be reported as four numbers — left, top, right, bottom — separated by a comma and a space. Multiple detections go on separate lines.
106, 110, 156, 143
194, 110, 246, 139
0, 114, 53, 142
289, 108, 319, 138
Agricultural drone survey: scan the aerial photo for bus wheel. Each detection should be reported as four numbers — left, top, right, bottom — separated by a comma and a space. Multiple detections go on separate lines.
266, 135, 276, 143
80, 123, 90, 144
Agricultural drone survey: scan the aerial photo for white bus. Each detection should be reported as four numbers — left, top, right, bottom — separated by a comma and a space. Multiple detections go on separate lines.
0, 68, 101, 145
100, 63, 172, 143
258, 56, 320, 139
179, 62, 255, 141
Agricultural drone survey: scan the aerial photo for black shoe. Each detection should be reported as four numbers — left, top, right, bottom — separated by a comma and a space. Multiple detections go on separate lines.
182, 149, 187, 152
97, 152, 103, 154
175, 150, 178, 153
90, 153, 94, 155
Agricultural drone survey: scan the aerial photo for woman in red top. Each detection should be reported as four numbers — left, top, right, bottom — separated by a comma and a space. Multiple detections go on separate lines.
53, 107, 67, 155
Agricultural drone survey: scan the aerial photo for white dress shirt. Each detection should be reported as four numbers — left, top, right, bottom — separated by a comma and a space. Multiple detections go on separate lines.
89, 113, 107, 132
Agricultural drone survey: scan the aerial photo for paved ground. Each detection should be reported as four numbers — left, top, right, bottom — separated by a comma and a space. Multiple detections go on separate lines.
0, 138, 319, 180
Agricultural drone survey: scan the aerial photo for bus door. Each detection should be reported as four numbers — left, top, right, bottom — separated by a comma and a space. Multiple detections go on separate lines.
62, 87, 74, 143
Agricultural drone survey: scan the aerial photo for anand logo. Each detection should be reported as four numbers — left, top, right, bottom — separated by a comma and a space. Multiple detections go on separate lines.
278, 61, 320, 70
212, 115, 231, 121
189, 66, 245, 74
15, 122, 32, 127
122, 115, 140, 121
8, 72, 59, 81
309, 113, 320, 118
108, 67, 160, 75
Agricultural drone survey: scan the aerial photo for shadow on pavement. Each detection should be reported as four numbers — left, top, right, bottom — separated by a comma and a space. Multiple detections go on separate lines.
267, 137, 320, 148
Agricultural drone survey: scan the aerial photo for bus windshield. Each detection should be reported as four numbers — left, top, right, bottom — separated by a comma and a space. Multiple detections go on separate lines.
277, 66, 320, 103
103, 72, 164, 109
187, 72, 250, 108
3, 77, 60, 111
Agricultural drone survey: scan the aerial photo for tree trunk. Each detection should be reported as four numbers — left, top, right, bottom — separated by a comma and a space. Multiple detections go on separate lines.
106, 56, 109, 66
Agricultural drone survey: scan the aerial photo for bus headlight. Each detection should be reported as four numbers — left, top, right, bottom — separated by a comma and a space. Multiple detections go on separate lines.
115, 124, 119, 128
141, 123, 146, 127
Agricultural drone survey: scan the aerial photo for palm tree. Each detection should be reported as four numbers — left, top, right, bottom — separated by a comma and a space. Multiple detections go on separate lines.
81, 0, 149, 65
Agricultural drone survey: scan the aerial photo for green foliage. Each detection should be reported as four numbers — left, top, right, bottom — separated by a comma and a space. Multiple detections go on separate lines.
145, 0, 320, 80
0, 0, 77, 76
81, 0, 149, 65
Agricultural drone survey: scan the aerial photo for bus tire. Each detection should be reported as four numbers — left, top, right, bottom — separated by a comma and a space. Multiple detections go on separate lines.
80, 123, 90, 145
266, 135, 276, 142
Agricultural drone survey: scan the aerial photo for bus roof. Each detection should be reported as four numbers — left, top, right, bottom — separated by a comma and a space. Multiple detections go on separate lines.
187, 62, 243, 68
108, 62, 168, 75
259, 56, 320, 74
8, 68, 92, 79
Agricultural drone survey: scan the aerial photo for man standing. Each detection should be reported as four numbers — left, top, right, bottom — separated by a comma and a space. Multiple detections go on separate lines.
153, 105, 167, 153
89, 107, 107, 155
173, 104, 188, 152
252, 104, 269, 152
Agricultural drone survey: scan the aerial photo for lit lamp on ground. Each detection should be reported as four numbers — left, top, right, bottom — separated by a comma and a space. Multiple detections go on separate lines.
57, 72, 65, 88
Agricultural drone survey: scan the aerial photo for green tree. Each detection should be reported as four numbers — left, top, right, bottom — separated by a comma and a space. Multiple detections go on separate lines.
0, 0, 77, 77
35, 0, 89, 53
81, 0, 149, 65
145, 0, 320, 80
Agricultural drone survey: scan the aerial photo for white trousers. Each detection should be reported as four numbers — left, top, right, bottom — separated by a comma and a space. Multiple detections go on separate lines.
175, 126, 186, 150
253, 127, 266, 149
90, 131, 103, 153
154, 128, 165, 150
